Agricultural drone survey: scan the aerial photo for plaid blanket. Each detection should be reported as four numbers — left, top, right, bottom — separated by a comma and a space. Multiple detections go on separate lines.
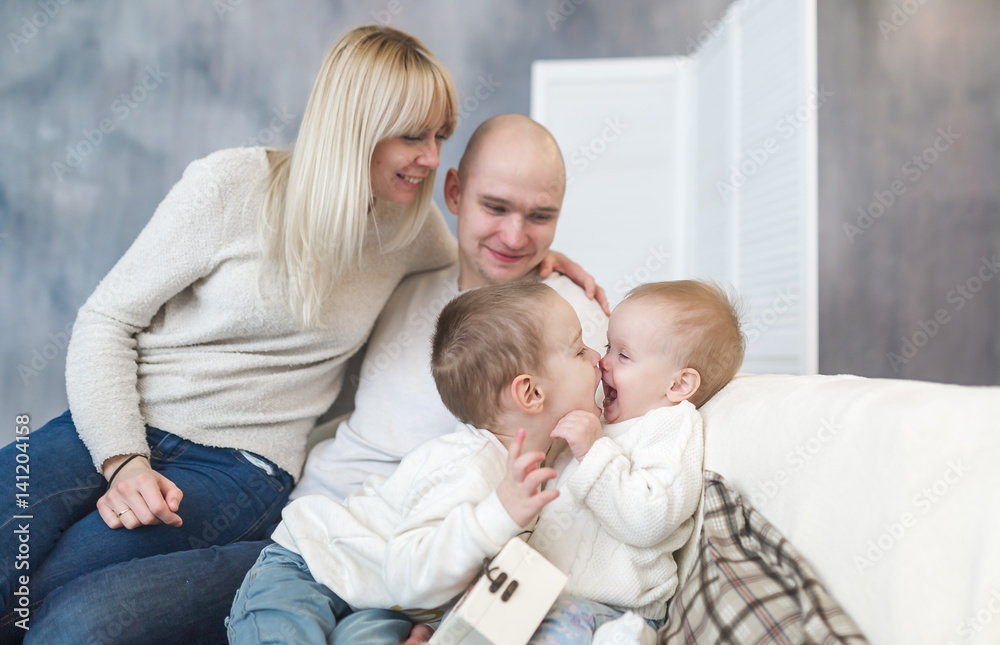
659, 471, 869, 645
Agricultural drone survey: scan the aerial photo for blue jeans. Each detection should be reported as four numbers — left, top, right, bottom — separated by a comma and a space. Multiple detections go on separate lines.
25, 539, 271, 644
227, 543, 415, 644
0, 410, 293, 639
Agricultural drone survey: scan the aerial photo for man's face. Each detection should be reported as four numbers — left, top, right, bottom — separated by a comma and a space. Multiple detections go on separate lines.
446, 139, 565, 289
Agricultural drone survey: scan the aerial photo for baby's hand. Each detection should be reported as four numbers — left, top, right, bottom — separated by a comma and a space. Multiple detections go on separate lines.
496, 429, 559, 528
550, 410, 603, 461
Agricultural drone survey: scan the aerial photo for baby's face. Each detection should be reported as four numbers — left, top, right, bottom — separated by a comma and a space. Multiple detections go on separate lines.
536, 295, 603, 421
600, 298, 683, 424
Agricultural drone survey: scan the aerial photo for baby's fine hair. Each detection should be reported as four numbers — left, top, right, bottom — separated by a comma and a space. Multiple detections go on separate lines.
625, 280, 746, 407
431, 281, 556, 429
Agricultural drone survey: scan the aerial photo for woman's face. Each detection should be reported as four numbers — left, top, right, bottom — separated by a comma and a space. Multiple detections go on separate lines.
370, 122, 447, 205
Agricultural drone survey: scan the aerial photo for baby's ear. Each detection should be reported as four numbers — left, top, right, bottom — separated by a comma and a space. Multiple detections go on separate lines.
666, 368, 701, 404
509, 374, 545, 414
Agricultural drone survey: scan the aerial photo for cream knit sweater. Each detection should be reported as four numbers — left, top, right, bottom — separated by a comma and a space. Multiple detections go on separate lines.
530, 403, 704, 620
65, 147, 456, 479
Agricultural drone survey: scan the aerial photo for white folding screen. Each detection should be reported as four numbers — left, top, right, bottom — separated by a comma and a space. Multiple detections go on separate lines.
532, 0, 817, 375
530, 58, 690, 304
689, 25, 738, 289
732, 0, 818, 375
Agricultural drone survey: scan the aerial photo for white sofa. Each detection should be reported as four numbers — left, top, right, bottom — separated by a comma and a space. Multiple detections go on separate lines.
694, 373, 1000, 645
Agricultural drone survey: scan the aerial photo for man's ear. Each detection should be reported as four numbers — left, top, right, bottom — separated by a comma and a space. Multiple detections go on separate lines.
509, 374, 545, 415
443, 168, 462, 215
666, 368, 701, 404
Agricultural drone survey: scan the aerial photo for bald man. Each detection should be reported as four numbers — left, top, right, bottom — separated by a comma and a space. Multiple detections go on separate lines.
294, 114, 607, 502
27, 115, 608, 644
453, 114, 568, 288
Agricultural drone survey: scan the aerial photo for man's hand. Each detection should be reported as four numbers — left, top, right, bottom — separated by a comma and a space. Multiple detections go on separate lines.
97, 455, 184, 529
496, 429, 559, 527
539, 250, 610, 316
550, 410, 603, 461
403, 624, 435, 643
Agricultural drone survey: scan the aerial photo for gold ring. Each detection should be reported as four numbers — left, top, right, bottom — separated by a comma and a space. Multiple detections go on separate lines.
117, 507, 133, 517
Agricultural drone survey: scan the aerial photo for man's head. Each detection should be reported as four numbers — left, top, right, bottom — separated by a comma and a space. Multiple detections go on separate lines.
432, 282, 601, 437
600, 280, 745, 422
445, 115, 566, 290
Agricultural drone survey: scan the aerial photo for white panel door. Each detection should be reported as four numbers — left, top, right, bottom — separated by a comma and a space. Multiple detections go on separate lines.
735, 0, 818, 374
531, 0, 817, 375
531, 58, 690, 307
689, 17, 738, 285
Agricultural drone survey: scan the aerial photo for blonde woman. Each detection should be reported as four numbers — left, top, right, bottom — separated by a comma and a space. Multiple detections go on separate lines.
0, 26, 597, 640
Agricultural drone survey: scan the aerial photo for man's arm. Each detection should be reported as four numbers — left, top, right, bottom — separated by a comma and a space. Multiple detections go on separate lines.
539, 251, 610, 315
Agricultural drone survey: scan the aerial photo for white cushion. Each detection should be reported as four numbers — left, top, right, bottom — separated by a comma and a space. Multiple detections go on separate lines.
698, 373, 1000, 645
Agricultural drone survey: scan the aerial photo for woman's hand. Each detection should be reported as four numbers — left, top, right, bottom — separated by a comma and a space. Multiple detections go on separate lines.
539, 251, 610, 315
97, 455, 184, 529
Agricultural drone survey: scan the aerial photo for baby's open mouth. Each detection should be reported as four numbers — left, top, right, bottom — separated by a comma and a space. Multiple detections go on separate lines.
602, 381, 618, 408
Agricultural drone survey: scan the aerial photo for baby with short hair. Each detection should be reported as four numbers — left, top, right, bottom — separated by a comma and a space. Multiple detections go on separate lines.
524, 279, 745, 640
601, 279, 745, 417
227, 279, 744, 644
227, 281, 602, 644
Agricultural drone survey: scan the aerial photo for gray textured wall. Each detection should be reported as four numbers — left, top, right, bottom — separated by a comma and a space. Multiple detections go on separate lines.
2, 1, 998, 447
0, 0, 731, 444
818, 0, 1000, 384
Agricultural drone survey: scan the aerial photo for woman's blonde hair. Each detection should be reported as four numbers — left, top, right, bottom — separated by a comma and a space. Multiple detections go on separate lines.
260, 25, 457, 327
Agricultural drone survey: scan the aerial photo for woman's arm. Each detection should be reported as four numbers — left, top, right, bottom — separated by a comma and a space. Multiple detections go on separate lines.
66, 154, 224, 528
